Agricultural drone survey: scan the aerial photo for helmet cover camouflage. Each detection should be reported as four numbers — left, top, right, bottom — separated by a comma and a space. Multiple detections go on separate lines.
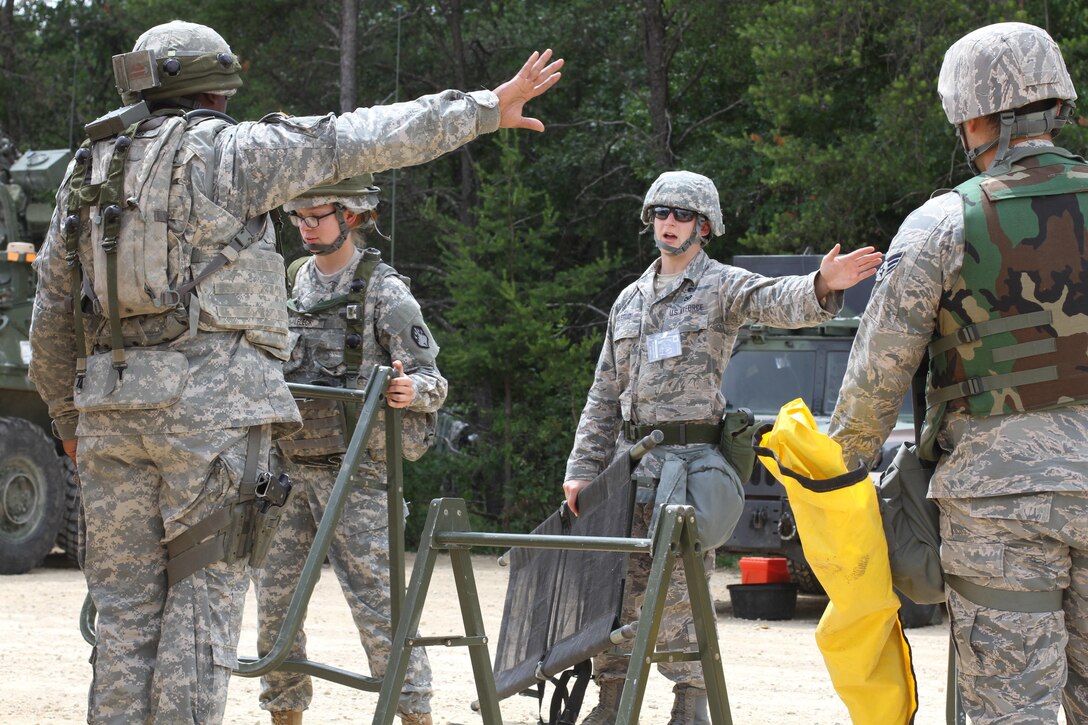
282, 174, 381, 214
129, 20, 242, 102
938, 22, 1077, 125
641, 171, 724, 237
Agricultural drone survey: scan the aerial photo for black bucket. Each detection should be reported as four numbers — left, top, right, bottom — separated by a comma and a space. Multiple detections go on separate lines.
726, 582, 799, 621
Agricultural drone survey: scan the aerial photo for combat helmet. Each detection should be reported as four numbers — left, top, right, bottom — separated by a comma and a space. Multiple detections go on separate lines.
115, 20, 242, 106
284, 174, 381, 256
641, 171, 724, 255
938, 22, 1077, 170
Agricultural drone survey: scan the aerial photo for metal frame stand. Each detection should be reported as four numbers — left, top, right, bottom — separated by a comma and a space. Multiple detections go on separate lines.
375, 497, 731, 725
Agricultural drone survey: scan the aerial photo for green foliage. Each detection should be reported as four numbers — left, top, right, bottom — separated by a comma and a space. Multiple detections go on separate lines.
6, 0, 1088, 540
403, 136, 618, 539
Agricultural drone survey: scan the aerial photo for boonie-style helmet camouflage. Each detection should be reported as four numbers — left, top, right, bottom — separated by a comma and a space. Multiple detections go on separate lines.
121, 20, 242, 105
938, 22, 1077, 169
282, 174, 380, 215
284, 174, 381, 256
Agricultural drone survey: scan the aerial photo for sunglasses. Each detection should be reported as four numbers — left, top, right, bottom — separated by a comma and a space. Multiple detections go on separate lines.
287, 208, 338, 229
651, 206, 698, 223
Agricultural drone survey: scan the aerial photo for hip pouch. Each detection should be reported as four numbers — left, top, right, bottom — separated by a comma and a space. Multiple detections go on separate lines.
876, 443, 944, 604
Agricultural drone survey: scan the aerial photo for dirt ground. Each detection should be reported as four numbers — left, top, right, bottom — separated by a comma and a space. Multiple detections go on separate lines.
1, 551, 959, 725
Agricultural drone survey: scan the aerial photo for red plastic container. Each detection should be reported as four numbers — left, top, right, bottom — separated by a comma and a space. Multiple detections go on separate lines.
739, 556, 791, 585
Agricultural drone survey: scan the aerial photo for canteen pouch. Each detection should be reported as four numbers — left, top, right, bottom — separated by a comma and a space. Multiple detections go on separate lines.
719, 407, 756, 482
876, 443, 944, 604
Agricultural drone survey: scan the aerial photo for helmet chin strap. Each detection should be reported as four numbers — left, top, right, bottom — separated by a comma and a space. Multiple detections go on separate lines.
654, 220, 707, 256
303, 207, 352, 255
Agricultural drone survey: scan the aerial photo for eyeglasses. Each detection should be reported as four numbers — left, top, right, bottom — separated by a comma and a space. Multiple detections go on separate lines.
651, 206, 698, 223
288, 208, 338, 229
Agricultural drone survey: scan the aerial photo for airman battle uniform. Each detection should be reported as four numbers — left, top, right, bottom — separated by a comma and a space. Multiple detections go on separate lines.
256, 245, 444, 720
566, 247, 840, 694
28, 20, 497, 724
830, 22, 1088, 724
830, 140, 1088, 723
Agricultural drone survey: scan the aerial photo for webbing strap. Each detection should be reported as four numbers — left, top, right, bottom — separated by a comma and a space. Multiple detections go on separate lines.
622, 421, 721, 445
929, 310, 1053, 356
64, 142, 93, 386
752, 423, 870, 493
928, 366, 1059, 406
175, 221, 257, 304
945, 573, 1063, 613
165, 426, 264, 587
98, 122, 143, 387
341, 251, 382, 446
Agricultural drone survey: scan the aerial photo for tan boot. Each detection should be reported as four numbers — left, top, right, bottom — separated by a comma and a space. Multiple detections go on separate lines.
399, 713, 433, 725
270, 711, 303, 725
666, 684, 709, 725
579, 679, 621, 725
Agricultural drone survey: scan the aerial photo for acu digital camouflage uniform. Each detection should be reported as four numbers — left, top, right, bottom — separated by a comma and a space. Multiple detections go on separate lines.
256, 243, 444, 718
566, 171, 843, 699
829, 22, 1088, 725
28, 19, 498, 725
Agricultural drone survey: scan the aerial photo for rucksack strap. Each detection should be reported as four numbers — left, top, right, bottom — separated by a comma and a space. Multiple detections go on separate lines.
63, 142, 93, 388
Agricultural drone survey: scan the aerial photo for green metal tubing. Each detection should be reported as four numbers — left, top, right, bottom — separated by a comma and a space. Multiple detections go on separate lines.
79, 368, 404, 693
437, 530, 652, 553
235, 366, 393, 678
385, 406, 404, 637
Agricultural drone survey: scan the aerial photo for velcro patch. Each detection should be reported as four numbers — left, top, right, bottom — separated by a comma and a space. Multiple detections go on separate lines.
411, 325, 430, 349
875, 252, 904, 283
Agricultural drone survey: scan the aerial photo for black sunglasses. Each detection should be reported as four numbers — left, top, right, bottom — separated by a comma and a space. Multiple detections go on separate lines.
651, 206, 697, 223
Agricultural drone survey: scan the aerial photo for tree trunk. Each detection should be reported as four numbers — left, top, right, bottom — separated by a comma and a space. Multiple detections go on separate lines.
339, 0, 358, 113
643, 0, 673, 168
502, 374, 513, 523
442, 0, 475, 225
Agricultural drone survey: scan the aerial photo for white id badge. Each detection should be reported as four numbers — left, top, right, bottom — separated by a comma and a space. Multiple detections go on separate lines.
646, 329, 682, 362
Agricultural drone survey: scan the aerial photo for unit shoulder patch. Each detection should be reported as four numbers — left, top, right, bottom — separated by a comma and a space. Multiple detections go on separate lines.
411, 324, 430, 349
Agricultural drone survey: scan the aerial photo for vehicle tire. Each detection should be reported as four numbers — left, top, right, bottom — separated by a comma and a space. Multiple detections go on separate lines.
54, 458, 83, 568
0, 417, 66, 574
897, 589, 943, 628
786, 556, 826, 596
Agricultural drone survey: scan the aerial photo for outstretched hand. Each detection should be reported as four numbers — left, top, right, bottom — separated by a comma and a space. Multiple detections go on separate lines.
818, 244, 883, 292
494, 49, 564, 132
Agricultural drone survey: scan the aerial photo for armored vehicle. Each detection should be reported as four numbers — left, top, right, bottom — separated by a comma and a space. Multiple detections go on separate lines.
719, 255, 939, 625
0, 141, 79, 574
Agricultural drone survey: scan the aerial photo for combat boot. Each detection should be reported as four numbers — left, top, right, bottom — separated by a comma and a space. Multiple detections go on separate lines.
270, 711, 303, 725
666, 684, 709, 725
399, 713, 433, 725
579, 679, 622, 725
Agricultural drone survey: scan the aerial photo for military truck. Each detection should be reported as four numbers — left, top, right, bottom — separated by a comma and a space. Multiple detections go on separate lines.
0, 140, 80, 574
719, 254, 940, 626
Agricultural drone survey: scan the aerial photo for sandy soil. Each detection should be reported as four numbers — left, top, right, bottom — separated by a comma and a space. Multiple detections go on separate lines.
1, 550, 959, 725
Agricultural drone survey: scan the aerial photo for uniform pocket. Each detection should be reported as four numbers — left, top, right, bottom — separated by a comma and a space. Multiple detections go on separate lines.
947, 593, 1030, 677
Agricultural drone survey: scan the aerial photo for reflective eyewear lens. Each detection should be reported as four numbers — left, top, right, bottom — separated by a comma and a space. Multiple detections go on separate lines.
288, 208, 339, 229
652, 206, 697, 223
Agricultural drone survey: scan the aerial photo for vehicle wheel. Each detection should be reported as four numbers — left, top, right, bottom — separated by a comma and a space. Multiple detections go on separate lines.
897, 589, 943, 628
54, 458, 83, 568
786, 557, 826, 595
0, 417, 66, 574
